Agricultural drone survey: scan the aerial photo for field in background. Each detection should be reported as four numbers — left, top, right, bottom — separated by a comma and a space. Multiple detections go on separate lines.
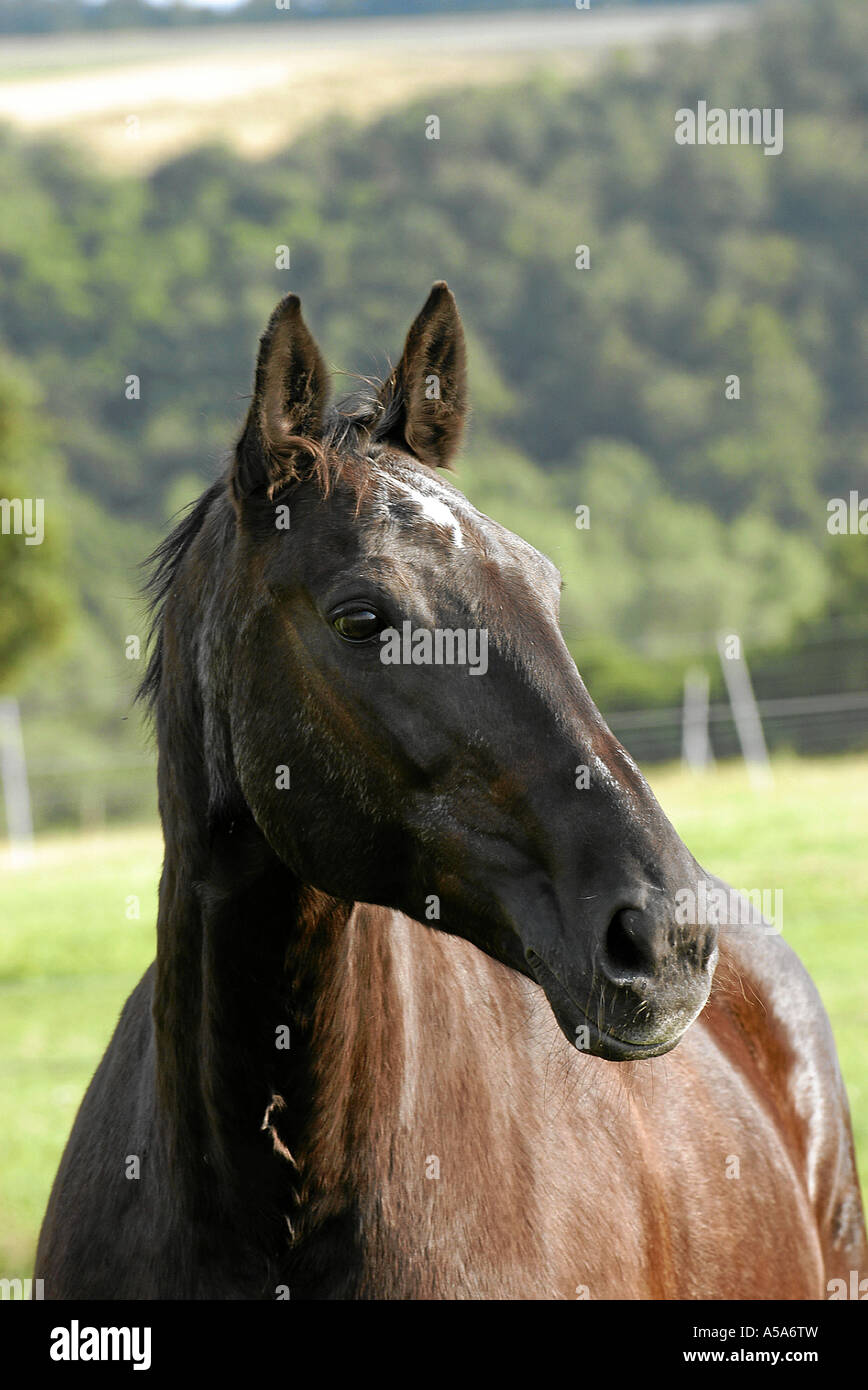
0, 5, 749, 170
1, 752, 866, 1281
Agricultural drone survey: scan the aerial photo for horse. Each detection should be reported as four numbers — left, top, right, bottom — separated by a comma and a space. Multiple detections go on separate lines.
36, 283, 867, 1299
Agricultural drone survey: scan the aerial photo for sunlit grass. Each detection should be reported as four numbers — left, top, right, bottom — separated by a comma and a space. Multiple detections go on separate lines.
649, 753, 868, 1203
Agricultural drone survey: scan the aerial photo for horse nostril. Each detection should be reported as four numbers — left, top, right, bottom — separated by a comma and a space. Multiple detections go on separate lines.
603, 907, 656, 984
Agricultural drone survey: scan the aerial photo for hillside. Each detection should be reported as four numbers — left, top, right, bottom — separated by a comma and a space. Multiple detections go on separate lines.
2, 0, 867, 821
0, 6, 750, 171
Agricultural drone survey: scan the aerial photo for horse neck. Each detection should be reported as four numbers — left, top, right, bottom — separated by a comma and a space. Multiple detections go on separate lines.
151, 732, 405, 1235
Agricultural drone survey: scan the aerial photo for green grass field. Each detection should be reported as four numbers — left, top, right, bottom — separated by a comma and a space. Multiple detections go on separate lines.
2, 753, 866, 1279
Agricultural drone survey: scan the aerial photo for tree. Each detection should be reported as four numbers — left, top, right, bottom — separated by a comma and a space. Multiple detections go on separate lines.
0, 362, 68, 689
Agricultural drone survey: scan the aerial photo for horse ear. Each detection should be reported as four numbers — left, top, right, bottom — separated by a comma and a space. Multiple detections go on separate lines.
378, 282, 467, 469
233, 293, 329, 500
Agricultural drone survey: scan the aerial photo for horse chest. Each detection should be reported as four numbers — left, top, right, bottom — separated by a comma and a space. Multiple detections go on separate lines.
283, 1018, 824, 1300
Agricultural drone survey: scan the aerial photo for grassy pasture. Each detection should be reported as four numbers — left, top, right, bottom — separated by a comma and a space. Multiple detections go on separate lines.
1, 753, 865, 1279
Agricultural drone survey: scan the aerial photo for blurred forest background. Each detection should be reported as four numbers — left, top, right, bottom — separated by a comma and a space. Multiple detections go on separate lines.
1, 0, 867, 828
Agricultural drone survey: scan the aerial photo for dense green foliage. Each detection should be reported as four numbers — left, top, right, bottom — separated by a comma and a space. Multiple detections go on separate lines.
0, 0, 866, 801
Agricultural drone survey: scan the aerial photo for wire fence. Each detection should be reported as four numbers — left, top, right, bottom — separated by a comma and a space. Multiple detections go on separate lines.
10, 691, 868, 837
606, 690, 868, 765
4, 621, 868, 839
25, 756, 156, 831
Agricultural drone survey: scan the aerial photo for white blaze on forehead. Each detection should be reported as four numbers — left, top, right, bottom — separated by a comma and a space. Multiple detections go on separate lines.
376, 469, 464, 548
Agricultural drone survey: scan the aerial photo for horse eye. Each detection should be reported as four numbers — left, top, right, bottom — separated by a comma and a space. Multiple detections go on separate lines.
333, 608, 383, 643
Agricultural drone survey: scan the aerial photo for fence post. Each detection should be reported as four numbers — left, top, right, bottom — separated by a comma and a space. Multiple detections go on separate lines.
0, 696, 35, 864
682, 667, 714, 772
716, 633, 773, 789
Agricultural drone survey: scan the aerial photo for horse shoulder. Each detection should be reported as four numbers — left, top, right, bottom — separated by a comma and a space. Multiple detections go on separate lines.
706, 896, 867, 1282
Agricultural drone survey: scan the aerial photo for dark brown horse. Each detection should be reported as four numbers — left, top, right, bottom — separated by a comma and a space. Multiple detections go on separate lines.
37, 285, 866, 1299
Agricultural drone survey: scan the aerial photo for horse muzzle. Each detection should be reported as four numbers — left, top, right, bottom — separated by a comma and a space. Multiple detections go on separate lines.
526, 901, 718, 1061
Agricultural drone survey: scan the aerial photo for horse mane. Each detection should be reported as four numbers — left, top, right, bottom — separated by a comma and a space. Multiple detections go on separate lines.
137, 379, 404, 715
